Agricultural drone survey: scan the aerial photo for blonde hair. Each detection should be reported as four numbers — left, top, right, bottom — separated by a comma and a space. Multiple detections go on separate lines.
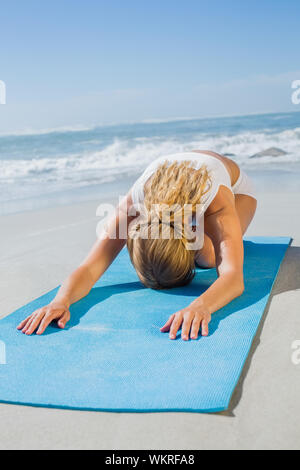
127, 160, 211, 289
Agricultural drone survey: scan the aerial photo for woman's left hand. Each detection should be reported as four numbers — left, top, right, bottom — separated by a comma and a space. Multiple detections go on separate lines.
160, 299, 211, 341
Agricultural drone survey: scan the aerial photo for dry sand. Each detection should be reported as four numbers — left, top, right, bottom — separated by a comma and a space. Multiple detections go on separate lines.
0, 186, 299, 450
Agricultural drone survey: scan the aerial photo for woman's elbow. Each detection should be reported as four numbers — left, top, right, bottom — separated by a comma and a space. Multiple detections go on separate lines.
225, 272, 244, 298
234, 278, 245, 297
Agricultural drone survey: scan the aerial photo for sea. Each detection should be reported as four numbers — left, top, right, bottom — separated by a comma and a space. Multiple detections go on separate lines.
0, 111, 299, 215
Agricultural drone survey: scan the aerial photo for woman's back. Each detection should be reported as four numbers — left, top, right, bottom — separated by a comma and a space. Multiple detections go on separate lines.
130, 150, 239, 215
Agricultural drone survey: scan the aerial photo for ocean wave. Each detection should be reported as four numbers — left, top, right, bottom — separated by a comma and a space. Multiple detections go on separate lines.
1, 127, 300, 186
1, 111, 297, 138
0, 124, 96, 138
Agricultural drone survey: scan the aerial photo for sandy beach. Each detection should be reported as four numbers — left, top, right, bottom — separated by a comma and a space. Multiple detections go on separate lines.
0, 169, 299, 450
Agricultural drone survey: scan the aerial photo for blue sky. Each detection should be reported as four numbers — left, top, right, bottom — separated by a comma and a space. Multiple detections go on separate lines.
0, 0, 300, 132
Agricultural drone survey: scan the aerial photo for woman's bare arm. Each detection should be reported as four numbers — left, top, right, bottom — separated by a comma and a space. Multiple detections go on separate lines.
198, 186, 245, 311
18, 193, 136, 335
161, 186, 245, 340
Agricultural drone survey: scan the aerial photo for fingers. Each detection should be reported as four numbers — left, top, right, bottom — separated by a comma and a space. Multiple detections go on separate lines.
17, 305, 71, 336
169, 312, 183, 340
22, 315, 38, 335
18, 310, 42, 334
160, 314, 175, 333
17, 314, 35, 330
24, 311, 45, 336
57, 310, 70, 329
190, 315, 201, 340
36, 313, 56, 336
201, 318, 209, 337
160, 310, 210, 341
181, 311, 194, 341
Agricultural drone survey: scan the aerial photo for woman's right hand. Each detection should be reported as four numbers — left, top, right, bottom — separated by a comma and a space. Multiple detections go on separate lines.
17, 301, 71, 336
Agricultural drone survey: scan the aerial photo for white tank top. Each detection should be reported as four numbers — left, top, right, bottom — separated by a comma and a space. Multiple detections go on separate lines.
131, 152, 233, 212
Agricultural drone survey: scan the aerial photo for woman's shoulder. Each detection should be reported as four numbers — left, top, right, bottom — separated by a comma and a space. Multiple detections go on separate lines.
192, 150, 240, 186
205, 184, 235, 216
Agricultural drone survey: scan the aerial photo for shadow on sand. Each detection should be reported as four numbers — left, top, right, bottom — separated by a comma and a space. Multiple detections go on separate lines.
220, 243, 300, 417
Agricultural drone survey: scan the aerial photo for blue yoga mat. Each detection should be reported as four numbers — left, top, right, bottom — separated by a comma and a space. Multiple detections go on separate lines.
0, 236, 290, 413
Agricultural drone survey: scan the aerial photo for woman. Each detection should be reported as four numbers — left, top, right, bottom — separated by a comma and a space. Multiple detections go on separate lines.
17, 150, 257, 340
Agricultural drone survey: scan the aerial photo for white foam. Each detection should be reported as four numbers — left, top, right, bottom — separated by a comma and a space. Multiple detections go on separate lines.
0, 124, 95, 137
0, 127, 299, 186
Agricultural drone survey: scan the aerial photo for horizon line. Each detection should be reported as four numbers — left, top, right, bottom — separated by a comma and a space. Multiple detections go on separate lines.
0, 109, 299, 138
